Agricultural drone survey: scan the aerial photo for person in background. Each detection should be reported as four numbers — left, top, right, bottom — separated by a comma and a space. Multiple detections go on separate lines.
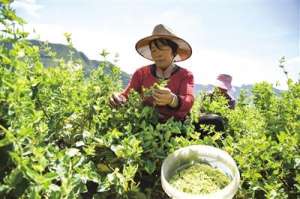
204, 74, 235, 110
194, 74, 235, 136
110, 24, 194, 122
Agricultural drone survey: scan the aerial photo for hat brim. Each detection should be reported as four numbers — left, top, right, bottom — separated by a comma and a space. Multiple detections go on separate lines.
135, 35, 192, 62
215, 80, 232, 91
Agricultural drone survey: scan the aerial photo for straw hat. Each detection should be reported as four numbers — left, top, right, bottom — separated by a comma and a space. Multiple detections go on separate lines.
135, 24, 192, 62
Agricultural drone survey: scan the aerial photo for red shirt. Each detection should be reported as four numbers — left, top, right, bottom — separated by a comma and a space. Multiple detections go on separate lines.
121, 64, 194, 122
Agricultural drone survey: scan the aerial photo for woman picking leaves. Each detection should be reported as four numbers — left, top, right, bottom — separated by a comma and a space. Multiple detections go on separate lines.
110, 24, 194, 122
194, 74, 235, 135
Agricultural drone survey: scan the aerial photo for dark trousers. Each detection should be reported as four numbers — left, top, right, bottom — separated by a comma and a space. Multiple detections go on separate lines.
194, 113, 225, 138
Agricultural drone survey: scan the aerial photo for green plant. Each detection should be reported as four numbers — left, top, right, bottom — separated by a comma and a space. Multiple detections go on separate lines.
0, 2, 299, 199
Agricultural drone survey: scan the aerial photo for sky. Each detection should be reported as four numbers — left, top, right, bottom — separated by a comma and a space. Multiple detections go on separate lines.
11, 0, 300, 89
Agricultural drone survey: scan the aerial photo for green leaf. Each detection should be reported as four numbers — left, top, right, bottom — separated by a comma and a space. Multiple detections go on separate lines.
144, 160, 156, 174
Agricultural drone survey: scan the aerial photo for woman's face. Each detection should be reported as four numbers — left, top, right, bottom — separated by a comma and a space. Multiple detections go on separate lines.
150, 41, 174, 70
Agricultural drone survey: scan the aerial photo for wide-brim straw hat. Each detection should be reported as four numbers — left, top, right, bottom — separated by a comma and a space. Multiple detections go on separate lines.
135, 24, 192, 62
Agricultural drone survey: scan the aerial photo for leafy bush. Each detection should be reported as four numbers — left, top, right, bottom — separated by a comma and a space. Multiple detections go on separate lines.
0, 2, 299, 199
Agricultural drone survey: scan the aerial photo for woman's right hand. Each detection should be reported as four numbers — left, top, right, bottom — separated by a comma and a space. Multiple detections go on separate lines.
109, 93, 127, 108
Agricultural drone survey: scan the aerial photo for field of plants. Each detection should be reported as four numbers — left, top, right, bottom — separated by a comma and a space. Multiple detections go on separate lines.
0, 2, 299, 199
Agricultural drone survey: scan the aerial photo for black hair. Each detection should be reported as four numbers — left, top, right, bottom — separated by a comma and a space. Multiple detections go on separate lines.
149, 38, 178, 57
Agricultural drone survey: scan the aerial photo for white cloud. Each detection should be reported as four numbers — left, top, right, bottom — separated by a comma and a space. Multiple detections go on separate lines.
160, 7, 199, 27
186, 49, 290, 89
12, 0, 43, 18
286, 56, 300, 82
25, 23, 68, 43
24, 22, 296, 90
24, 23, 147, 73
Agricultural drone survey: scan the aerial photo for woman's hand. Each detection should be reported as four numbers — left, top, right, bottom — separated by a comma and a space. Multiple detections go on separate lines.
109, 93, 127, 108
153, 87, 178, 107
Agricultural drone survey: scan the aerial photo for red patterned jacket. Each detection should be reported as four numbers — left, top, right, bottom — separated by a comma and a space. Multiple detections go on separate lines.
121, 64, 194, 122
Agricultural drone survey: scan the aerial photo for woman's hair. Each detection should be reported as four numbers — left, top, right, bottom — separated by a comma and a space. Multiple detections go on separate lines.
149, 38, 178, 56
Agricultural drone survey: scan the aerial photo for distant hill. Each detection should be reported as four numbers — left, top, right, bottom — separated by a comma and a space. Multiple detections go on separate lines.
27, 40, 281, 98
194, 84, 282, 98
29, 40, 130, 85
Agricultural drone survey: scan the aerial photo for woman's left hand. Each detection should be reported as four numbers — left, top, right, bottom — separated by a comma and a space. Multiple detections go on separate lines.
152, 87, 173, 106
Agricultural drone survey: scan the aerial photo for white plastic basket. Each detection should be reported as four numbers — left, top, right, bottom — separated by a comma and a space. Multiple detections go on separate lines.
161, 145, 240, 199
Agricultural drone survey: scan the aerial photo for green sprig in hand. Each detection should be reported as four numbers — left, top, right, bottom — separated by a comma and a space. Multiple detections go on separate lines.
142, 79, 169, 98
